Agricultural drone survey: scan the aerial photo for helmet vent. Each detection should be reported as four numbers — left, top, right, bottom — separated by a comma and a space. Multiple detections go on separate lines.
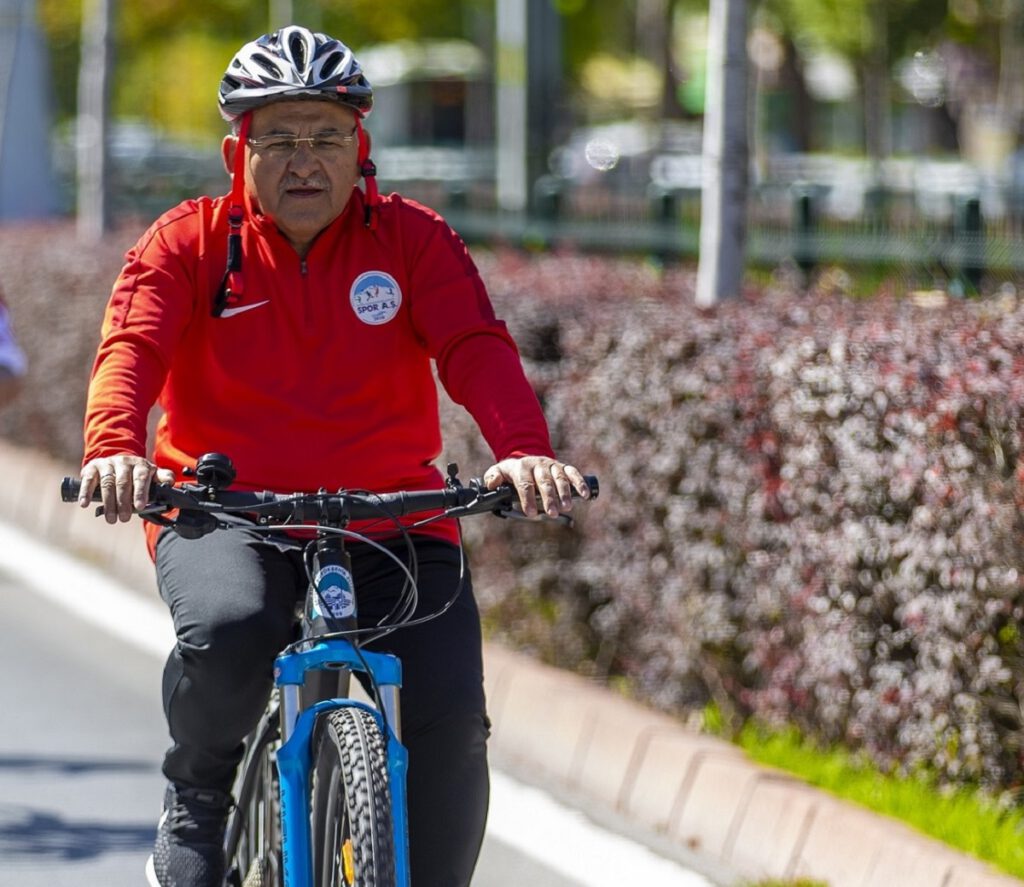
319, 51, 342, 80
288, 31, 308, 73
251, 53, 283, 80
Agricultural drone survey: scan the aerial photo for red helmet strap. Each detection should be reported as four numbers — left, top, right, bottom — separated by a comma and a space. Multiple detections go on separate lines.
357, 118, 379, 230
213, 113, 251, 317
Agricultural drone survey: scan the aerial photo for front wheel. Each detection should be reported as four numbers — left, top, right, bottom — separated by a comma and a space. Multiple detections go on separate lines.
311, 707, 396, 887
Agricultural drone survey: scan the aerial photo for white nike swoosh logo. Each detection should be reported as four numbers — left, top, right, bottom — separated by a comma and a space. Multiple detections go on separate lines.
220, 300, 270, 318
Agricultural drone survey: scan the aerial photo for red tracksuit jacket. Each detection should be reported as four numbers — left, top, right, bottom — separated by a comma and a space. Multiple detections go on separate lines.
83, 188, 554, 549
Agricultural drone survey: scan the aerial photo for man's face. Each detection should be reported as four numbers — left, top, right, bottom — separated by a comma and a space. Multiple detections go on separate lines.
225, 100, 361, 254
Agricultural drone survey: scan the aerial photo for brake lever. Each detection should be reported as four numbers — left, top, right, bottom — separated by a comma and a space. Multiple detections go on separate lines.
494, 505, 575, 528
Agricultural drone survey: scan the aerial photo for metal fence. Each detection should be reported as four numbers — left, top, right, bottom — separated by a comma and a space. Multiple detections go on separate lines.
63, 134, 1024, 288
373, 146, 1024, 289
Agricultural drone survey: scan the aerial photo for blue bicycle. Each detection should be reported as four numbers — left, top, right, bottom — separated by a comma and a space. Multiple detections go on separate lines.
63, 453, 597, 887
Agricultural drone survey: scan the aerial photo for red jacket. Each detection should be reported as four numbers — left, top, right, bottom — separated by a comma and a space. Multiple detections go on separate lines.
84, 188, 554, 550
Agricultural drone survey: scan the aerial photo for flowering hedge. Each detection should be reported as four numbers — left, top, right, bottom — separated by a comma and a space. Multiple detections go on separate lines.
4, 222, 1024, 793
446, 253, 1024, 795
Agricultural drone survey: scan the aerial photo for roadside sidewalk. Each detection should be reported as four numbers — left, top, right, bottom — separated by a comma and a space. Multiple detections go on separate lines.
5, 438, 1020, 887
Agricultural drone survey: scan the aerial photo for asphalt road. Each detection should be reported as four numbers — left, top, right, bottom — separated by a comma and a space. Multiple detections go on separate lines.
0, 570, 164, 886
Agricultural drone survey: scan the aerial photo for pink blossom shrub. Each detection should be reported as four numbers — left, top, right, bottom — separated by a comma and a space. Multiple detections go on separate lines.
448, 252, 1024, 793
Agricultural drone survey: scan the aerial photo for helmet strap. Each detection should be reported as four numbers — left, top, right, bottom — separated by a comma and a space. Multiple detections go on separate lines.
213, 112, 251, 317
356, 118, 379, 230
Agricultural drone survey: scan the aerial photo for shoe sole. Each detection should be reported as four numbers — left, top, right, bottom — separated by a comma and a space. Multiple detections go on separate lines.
146, 807, 167, 886
144, 854, 160, 887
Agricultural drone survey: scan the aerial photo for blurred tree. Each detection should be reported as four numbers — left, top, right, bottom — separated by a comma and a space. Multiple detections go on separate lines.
42, 0, 491, 141
765, 0, 948, 160
997, 0, 1024, 126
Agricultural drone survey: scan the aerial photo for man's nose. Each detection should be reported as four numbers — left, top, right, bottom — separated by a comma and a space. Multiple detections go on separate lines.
287, 145, 320, 175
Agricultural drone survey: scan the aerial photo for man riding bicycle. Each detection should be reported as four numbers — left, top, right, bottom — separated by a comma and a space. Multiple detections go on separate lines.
77, 25, 589, 887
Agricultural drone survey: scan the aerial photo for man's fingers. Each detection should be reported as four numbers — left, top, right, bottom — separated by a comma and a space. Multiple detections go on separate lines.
552, 465, 574, 510
482, 466, 504, 490
80, 455, 167, 522
132, 462, 154, 511
79, 462, 103, 506
99, 465, 119, 523
564, 464, 590, 499
533, 465, 560, 518
514, 475, 539, 518
484, 457, 590, 518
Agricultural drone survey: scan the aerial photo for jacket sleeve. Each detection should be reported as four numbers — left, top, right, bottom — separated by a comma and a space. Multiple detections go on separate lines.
83, 219, 197, 463
404, 206, 554, 461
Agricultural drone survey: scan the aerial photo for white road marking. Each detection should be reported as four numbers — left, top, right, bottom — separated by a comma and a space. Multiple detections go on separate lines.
0, 519, 174, 657
487, 771, 715, 887
0, 518, 712, 887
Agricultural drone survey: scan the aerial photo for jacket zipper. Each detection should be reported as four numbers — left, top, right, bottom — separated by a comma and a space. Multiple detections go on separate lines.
300, 257, 311, 325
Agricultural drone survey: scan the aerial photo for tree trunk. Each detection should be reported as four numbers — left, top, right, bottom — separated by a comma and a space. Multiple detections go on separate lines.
861, 0, 890, 173
998, 0, 1024, 135
696, 0, 749, 306
779, 35, 812, 152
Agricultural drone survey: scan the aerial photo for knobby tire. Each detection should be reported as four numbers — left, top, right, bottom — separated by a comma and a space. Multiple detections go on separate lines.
311, 706, 396, 887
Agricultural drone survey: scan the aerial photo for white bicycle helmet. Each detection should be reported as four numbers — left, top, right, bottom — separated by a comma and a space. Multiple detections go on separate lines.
218, 26, 373, 122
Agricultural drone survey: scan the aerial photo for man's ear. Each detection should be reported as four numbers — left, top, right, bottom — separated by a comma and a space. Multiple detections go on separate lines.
221, 136, 237, 176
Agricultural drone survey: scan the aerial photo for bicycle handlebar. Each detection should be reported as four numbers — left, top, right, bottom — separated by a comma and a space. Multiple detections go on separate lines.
60, 472, 599, 527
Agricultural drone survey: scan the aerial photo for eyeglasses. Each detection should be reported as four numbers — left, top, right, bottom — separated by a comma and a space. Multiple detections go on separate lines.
247, 128, 357, 159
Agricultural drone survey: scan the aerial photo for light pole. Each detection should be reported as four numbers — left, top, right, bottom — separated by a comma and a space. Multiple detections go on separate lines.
695, 0, 749, 306
495, 0, 528, 214
76, 0, 114, 241
269, 0, 293, 30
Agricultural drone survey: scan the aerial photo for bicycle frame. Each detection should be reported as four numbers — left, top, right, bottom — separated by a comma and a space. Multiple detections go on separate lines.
61, 454, 599, 887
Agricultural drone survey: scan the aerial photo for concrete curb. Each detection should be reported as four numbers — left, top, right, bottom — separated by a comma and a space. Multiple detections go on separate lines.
6, 438, 1021, 887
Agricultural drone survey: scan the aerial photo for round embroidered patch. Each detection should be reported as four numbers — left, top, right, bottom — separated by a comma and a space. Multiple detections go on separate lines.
350, 271, 403, 325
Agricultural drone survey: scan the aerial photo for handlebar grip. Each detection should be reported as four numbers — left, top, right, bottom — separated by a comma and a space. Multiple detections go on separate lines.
60, 476, 167, 504
61, 477, 83, 502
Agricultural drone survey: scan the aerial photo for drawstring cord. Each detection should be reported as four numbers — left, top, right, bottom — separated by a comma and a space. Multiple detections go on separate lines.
212, 113, 251, 317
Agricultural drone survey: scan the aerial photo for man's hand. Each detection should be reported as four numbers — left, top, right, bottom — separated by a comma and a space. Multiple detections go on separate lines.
79, 454, 175, 524
482, 456, 591, 519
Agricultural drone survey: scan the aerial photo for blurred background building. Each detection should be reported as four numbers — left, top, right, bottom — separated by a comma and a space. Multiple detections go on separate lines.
0, 0, 57, 220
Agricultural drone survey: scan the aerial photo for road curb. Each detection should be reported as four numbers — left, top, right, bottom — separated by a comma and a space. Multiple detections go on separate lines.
10, 439, 1022, 887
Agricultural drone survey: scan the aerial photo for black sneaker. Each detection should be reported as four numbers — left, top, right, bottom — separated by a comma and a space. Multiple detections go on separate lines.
145, 783, 232, 887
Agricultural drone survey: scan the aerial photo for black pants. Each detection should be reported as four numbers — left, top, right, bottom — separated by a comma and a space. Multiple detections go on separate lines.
155, 520, 489, 887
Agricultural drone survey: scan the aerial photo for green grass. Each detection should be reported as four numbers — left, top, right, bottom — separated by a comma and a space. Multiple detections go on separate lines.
728, 718, 1024, 880
740, 880, 828, 887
